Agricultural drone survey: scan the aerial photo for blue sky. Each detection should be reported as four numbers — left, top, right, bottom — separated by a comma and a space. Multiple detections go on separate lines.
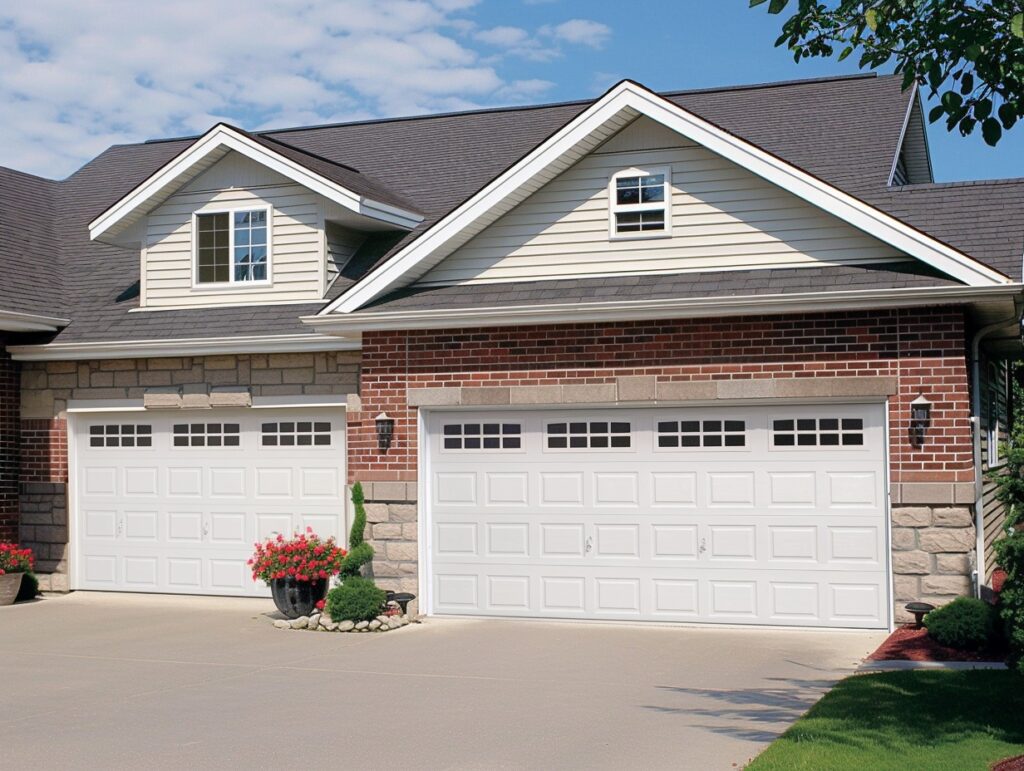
2, 0, 1021, 181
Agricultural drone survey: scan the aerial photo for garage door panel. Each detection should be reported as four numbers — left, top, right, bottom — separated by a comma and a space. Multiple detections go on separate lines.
74, 408, 345, 596
427, 405, 889, 628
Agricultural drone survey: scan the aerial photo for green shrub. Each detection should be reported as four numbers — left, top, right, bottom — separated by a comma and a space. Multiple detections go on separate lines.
339, 481, 374, 578
15, 571, 38, 602
990, 363, 1024, 674
326, 575, 387, 622
923, 597, 998, 651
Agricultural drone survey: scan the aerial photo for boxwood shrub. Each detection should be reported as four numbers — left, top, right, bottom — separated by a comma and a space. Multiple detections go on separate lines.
923, 597, 999, 651
326, 575, 387, 623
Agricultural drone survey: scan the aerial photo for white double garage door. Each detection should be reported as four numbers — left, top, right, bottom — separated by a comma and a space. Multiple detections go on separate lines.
426, 403, 890, 629
72, 407, 346, 596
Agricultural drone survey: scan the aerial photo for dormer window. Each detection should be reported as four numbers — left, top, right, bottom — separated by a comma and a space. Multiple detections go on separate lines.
194, 208, 270, 285
609, 167, 671, 239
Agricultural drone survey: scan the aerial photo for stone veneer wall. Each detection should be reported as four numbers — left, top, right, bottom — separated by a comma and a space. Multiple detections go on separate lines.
19, 351, 359, 575
892, 505, 976, 622
0, 338, 20, 543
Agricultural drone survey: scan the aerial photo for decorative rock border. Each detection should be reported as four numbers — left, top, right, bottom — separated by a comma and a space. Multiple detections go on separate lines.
272, 607, 417, 633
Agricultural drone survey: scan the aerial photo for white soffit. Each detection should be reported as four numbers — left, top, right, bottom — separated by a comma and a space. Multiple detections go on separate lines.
323, 80, 1008, 315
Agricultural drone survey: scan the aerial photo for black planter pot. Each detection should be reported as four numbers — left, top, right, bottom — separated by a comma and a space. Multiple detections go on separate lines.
271, 577, 328, 619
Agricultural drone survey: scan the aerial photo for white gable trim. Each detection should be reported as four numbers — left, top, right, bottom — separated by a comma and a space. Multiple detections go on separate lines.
323, 81, 1007, 315
0, 308, 70, 333
89, 125, 423, 242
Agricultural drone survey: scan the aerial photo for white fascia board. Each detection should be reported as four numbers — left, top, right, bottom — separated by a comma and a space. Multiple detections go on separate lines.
304, 284, 1024, 334
324, 81, 1007, 315
88, 125, 422, 241
7, 333, 361, 361
888, 83, 917, 187
0, 309, 71, 333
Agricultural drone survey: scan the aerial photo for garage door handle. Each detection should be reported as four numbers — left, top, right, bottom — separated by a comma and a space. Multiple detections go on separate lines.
585, 536, 593, 553
699, 538, 706, 554
202, 522, 210, 537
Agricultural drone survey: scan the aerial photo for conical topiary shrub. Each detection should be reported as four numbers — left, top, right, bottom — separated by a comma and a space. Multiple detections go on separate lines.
340, 481, 374, 578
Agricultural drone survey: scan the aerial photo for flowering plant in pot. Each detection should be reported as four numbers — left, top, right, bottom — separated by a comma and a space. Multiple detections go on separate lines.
0, 543, 34, 606
249, 528, 346, 619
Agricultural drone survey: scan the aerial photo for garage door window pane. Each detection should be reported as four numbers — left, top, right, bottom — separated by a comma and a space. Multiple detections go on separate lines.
89, 424, 153, 448
174, 423, 241, 447
546, 421, 632, 450
442, 423, 521, 451
658, 419, 746, 449
261, 422, 332, 447
773, 417, 865, 448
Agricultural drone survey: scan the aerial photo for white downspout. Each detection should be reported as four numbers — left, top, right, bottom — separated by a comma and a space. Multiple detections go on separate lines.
971, 317, 1020, 596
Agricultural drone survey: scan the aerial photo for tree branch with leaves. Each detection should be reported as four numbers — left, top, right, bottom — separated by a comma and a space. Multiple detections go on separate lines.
751, 1, 1024, 145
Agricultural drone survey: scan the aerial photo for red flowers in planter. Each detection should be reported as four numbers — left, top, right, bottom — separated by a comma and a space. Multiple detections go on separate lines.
248, 527, 346, 585
0, 543, 34, 576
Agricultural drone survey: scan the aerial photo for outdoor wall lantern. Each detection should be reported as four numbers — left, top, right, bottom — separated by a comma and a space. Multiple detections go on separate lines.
910, 394, 932, 447
375, 412, 395, 452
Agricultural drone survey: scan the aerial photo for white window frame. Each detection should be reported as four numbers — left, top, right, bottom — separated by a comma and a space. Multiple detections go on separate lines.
987, 363, 1005, 467
608, 166, 672, 241
191, 205, 273, 289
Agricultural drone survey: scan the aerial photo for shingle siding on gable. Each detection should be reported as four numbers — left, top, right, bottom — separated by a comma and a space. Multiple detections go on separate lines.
420, 117, 907, 287
142, 155, 326, 308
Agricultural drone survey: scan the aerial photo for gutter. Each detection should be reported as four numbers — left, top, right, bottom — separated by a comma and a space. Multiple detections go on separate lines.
7, 333, 360, 361
0, 309, 71, 334
303, 283, 1024, 334
970, 314, 1023, 597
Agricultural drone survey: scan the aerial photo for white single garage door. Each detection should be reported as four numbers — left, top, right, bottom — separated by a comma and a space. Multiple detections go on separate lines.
426, 404, 889, 628
72, 407, 346, 596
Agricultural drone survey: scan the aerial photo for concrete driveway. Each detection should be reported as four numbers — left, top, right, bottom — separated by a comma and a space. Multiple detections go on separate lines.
1, 593, 884, 770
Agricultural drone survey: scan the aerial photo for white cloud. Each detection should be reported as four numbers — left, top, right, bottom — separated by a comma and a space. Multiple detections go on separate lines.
542, 19, 611, 48
0, 0, 611, 178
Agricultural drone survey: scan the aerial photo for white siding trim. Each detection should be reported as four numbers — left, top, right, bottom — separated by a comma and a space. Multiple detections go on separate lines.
324, 81, 1007, 315
89, 124, 423, 242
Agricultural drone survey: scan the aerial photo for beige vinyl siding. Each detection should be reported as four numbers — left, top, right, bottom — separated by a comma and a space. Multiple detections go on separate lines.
142, 152, 325, 308
326, 222, 367, 282
421, 117, 907, 286
981, 359, 1010, 579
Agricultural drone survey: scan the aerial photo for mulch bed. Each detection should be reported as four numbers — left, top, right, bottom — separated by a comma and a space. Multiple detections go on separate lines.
993, 755, 1024, 771
868, 624, 1005, 662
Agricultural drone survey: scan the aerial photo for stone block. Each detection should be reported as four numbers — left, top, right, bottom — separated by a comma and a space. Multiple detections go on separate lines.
209, 387, 252, 408
282, 368, 315, 385
932, 507, 973, 528
251, 369, 282, 385
891, 528, 917, 551
935, 553, 971, 575
147, 358, 184, 371
462, 387, 511, 406
385, 541, 418, 561
204, 355, 237, 370
268, 353, 315, 369
113, 370, 139, 387
656, 381, 717, 401
181, 391, 211, 409
401, 523, 418, 540
892, 550, 931, 575
893, 575, 920, 601
363, 503, 391, 522
510, 385, 562, 405
46, 361, 77, 374
21, 369, 47, 390
617, 376, 656, 401
900, 483, 955, 505
388, 504, 418, 523
919, 528, 974, 554
90, 371, 114, 387
891, 507, 932, 527
143, 388, 182, 409
922, 575, 972, 596
369, 481, 409, 501
138, 371, 172, 387
407, 387, 461, 406
20, 389, 56, 418
372, 523, 402, 540
562, 383, 616, 403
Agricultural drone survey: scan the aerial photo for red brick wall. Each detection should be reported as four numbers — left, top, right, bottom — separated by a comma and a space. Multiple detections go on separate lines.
19, 419, 68, 484
0, 341, 20, 542
349, 307, 971, 486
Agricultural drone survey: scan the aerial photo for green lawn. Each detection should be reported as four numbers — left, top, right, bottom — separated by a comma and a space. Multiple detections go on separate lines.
747, 670, 1024, 771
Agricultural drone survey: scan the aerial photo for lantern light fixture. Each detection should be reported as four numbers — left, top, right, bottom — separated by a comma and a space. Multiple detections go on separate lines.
375, 412, 395, 452
910, 394, 932, 447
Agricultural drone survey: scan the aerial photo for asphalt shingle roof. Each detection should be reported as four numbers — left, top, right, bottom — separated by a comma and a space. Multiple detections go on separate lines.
359, 262, 961, 314
1, 72, 1022, 343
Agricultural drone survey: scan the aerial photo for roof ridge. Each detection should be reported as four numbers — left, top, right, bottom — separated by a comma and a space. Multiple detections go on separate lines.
137, 72, 882, 146
248, 130, 363, 175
